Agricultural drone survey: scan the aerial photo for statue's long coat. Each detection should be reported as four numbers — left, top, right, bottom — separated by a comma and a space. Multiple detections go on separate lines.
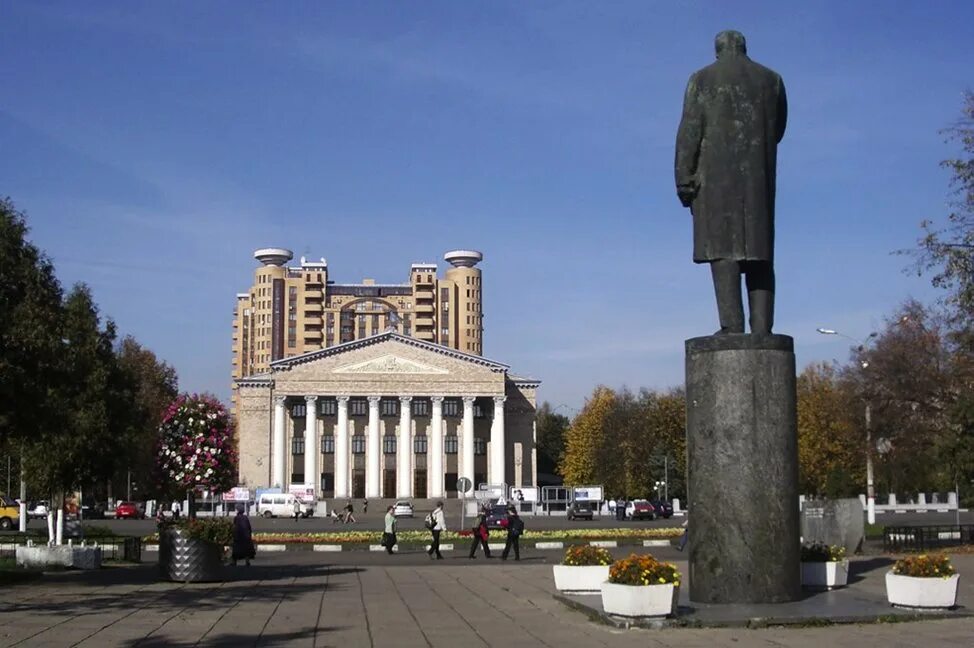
675, 53, 787, 263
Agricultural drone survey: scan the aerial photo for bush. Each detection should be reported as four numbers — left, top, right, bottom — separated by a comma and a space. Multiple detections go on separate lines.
892, 553, 956, 578
562, 544, 613, 566
608, 553, 681, 586
160, 517, 232, 546
800, 542, 846, 562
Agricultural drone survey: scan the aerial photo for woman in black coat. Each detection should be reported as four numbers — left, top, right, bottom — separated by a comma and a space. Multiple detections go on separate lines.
231, 504, 255, 566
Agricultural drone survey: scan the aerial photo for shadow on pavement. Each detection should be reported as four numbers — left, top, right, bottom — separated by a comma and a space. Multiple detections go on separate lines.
849, 556, 894, 583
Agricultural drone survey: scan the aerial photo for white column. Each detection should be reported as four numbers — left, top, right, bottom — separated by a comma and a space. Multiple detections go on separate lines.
366, 396, 381, 498
461, 396, 476, 487
430, 397, 444, 498
334, 397, 350, 499
272, 395, 286, 488
397, 397, 413, 498
490, 396, 506, 486
304, 396, 318, 490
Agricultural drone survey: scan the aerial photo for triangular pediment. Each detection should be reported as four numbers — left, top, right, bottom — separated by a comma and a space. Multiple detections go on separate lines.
333, 354, 449, 375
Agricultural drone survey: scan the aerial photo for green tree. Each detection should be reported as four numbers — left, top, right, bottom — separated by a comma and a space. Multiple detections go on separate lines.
112, 336, 178, 499
796, 362, 861, 496
907, 91, 974, 324
0, 198, 65, 447
22, 285, 123, 497
560, 386, 615, 486
535, 402, 570, 479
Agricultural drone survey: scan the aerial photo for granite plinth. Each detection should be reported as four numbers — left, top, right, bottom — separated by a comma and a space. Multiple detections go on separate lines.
685, 333, 801, 603
802, 498, 865, 554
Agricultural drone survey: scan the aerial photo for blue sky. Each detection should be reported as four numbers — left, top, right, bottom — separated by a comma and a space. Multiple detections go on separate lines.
2, 2, 970, 409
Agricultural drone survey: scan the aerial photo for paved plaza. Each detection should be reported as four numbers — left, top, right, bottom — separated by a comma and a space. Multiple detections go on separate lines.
1, 551, 972, 647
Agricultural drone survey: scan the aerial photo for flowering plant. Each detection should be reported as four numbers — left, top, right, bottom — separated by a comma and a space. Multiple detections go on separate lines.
159, 517, 233, 546
562, 544, 613, 566
892, 554, 956, 578
157, 393, 237, 492
608, 553, 681, 586
801, 542, 846, 562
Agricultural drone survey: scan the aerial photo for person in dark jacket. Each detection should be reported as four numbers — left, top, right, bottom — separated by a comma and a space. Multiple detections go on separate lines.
468, 507, 491, 559
231, 504, 254, 566
501, 506, 523, 561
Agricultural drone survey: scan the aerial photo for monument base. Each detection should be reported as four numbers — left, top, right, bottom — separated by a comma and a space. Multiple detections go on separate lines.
685, 333, 800, 604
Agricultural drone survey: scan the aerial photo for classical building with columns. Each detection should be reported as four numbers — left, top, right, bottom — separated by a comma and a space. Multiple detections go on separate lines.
235, 331, 539, 499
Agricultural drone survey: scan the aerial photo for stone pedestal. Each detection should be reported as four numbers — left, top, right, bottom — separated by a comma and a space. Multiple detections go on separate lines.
685, 334, 800, 603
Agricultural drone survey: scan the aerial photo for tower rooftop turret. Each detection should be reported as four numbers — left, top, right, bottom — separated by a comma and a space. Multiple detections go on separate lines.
444, 249, 483, 268
254, 248, 293, 266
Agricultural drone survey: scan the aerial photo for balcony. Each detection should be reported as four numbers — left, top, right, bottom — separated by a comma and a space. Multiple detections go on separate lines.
415, 302, 435, 313
415, 330, 435, 341
303, 301, 323, 313
414, 316, 435, 327
303, 328, 323, 340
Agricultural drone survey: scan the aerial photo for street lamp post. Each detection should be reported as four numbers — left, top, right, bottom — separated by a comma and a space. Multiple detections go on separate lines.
816, 327, 878, 525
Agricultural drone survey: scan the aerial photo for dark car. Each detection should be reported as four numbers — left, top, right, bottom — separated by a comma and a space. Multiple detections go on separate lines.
649, 500, 673, 519
630, 499, 656, 521
484, 505, 509, 530
567, 501, 595, 521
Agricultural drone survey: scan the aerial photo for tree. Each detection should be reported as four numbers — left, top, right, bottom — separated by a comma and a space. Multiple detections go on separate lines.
0, 198, 65, 447
535, 402, 570, 479
908, 91, 974, 325
22, 285, 123, 497
796, 362, 861, 496
113, 337, 178, 499
559, 387, 615, 486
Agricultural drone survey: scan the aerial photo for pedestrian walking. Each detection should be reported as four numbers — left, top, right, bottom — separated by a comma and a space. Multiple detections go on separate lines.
170, 500, 181, 520
344, 500, 356, 524
363, 499, 369, 514
293, 498, 302, 522
501, 506, 523, 560
231, 504, 255, 566
677, 519, 689, 552
383, 505, 397, 554
616, 497, 627, 521
426, 501, 446, 559
468, 507, 491, 559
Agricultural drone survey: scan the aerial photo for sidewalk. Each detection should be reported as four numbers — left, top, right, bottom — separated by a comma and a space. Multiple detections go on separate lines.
0, 553, 971, 647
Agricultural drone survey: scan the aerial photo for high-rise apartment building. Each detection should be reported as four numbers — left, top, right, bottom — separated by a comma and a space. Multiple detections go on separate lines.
231, 248, 485, 409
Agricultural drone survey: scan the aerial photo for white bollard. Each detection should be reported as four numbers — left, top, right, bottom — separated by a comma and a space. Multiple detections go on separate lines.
672, 498, 681, 513
918, 493, 927, 506
948, 492, 958, 508
859, 494, 867, 508
888, 494, 897, 506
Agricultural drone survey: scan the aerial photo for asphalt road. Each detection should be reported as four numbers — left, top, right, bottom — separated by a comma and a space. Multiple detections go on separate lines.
11, 508, 972, 537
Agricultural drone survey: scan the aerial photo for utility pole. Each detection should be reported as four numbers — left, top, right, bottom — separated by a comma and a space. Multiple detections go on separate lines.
664, 455, 669, 502
19, 443, 27, 533
127, 470, 132, 502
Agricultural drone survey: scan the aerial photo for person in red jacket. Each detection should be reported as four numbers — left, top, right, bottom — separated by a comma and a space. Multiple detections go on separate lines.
468, 506, 491, 559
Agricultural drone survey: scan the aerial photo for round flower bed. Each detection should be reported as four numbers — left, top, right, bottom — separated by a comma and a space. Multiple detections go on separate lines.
601, 553, 681, 618
553, 545, 613, 594
886, 554, 959, 609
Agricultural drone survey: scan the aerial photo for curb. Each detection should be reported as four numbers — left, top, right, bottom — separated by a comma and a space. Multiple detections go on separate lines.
536, 541, 564, 550
313, 544, 342, 552
643, 540, 672, 547
589, 541, 617, 548
257, 544, 286, 552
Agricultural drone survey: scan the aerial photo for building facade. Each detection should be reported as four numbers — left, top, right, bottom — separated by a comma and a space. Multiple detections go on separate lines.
235, 332, 539, 498
231, 248, 486, 415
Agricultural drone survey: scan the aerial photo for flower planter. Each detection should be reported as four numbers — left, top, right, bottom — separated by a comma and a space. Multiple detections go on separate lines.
159, 527, 224, 582
886, 572, 959, 609
552, 565, 610, 594
600, 581, 679, 618
801, 559, 849, 590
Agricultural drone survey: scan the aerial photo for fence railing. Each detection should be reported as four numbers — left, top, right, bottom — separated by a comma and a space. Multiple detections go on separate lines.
883, 525, 974, 552
0, 535, 142, 562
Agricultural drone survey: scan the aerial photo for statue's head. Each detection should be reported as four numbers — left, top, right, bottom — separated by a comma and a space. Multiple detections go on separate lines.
715, 30, 747, 58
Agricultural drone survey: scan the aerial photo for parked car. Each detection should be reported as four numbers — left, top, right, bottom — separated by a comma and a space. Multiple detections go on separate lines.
114, 501, 143, 520
255, 493, 314, 518
629, 499, 656, 521
392, 501, 414, 517
649, 500, 673, 519
567, 501, 595, 521
0, 494, 20, 530
484, 504, 510, 529
28, 500, 50, 519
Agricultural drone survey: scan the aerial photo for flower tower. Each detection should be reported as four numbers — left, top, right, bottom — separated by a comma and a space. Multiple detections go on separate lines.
157, 394, 237, 516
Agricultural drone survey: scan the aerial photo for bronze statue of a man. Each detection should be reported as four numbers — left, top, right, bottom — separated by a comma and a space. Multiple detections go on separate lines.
675, 31, 787, 335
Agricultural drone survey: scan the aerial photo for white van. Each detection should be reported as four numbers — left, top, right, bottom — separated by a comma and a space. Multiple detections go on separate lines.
256, 493, 314, 518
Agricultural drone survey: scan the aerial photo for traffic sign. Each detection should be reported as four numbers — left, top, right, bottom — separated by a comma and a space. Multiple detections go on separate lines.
457, 477, 473, 493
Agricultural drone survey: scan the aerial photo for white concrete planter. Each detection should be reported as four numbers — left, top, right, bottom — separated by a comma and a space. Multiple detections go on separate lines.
16, 545, 102, 570
552, 564, 610, 594
886, 572, 959, 609
801, 559, 849, 590
600, 581, 679, 618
